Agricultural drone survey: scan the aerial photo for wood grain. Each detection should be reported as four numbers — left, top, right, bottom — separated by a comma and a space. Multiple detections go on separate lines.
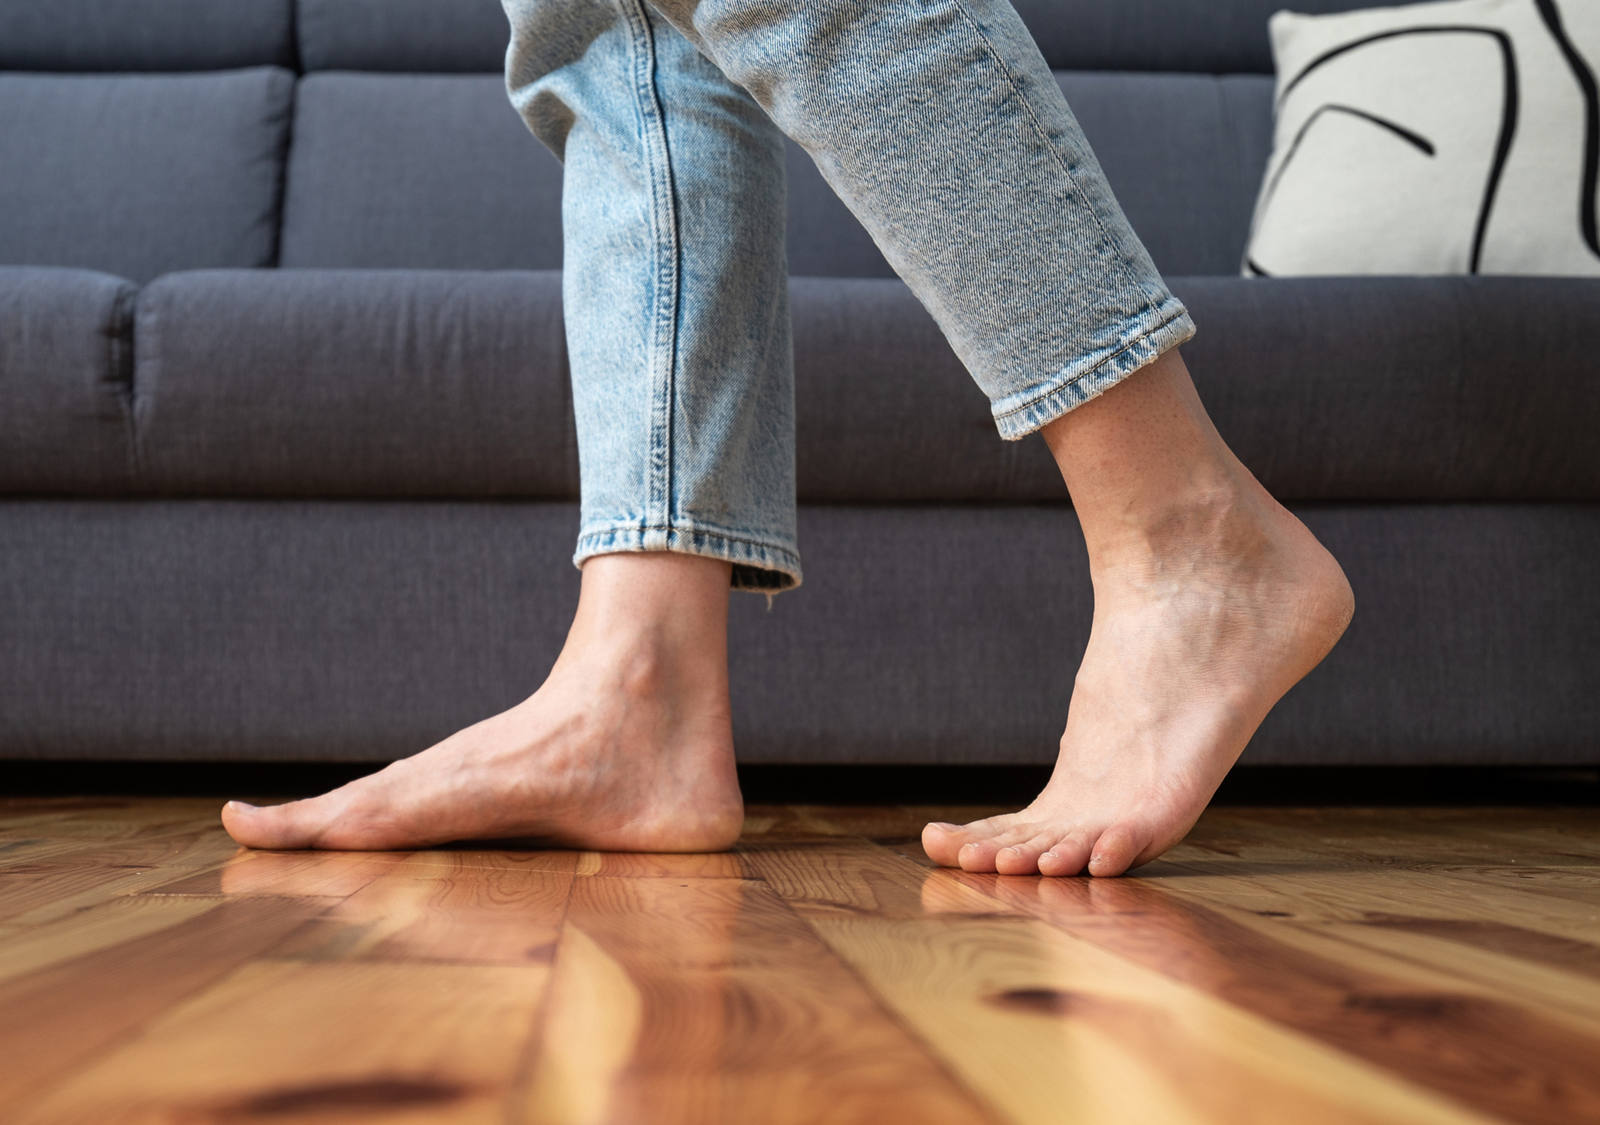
17, 959, 552, 1124
1, 797, 1596, 1125
515, 876, 994, 1125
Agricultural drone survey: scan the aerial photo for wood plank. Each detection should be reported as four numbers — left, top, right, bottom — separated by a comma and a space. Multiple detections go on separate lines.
268, 851, 574, 965
808, 912, 1490, 1125
0, 824, 239, 874
14, 959, 551, 1125
749, 838, 1504, 1124
738, 838, 1001, 918
957, 869, 1600, 1125
0, 864, 194, 926
136, 848, 419, 899
513, 876, 996, 1125
0, 894, 220, 986
573, 850, 746, 878
0, 896, 324, 1111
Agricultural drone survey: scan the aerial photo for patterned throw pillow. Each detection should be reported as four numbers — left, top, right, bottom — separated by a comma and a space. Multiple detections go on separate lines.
1242, 0, 1600, 276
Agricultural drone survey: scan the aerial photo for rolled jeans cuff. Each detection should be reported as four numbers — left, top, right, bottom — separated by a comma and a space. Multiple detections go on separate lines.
989, 297, 1198, 441
574, 521, 803, 593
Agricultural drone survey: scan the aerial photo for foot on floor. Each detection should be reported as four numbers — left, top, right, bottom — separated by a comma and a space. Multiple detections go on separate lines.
923, 488, 1353, 877
221, 555, 744, 852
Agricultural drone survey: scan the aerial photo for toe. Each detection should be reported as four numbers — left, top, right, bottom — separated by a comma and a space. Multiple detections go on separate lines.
921, 821, 968, 867
1086, 824, 1149, 878
1038, 831, 1094, 877
995, 833, 1056, 876
957, 838, 1004, 873
222, 796, 336, 850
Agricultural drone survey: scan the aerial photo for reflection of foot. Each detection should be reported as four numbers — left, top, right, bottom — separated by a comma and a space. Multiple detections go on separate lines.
924, 489, 1353, 878
222, 555, 744, 853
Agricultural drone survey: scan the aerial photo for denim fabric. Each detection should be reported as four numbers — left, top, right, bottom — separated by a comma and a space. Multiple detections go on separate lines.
502, 0, 1197, 592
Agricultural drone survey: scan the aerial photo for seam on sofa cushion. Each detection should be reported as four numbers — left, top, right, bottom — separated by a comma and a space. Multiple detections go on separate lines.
107, 281, 143, 487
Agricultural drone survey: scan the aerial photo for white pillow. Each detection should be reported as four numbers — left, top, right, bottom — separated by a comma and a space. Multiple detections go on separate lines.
1242, 0, 1600, 276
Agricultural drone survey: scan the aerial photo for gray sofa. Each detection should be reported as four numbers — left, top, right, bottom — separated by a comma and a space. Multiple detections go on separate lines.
2, 0, 1595, 769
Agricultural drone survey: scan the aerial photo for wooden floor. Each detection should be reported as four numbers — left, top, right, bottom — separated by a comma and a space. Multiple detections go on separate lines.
0, 800, 1597, 1124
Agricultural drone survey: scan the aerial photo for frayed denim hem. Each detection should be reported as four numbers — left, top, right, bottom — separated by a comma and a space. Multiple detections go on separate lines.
990, 298, 1199, 441
574, 522, 803, 596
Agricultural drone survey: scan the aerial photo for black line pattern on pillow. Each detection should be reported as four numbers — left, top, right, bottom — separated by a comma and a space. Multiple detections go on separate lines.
1534, 0, 1599, 259
1249, 24, 1520, 276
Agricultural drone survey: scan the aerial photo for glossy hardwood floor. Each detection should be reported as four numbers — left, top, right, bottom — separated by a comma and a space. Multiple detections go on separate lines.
0, 797, 1596, 1124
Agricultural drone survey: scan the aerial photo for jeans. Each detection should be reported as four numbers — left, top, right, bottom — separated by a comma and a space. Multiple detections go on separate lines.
501, 0, 1198, 594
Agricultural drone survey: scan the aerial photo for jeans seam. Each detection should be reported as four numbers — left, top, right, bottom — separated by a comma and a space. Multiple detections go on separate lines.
616, 0, 680, 535
943, 0, 1160, 324
577, 521, 798, 556
992, 302, 1190, 424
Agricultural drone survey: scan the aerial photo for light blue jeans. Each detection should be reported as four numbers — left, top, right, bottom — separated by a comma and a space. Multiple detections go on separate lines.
501, 0, 1197, 594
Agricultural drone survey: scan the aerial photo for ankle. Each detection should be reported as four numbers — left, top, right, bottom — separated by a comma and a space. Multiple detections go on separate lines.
555, 551, 731, 694
1084, 471, 1275, 580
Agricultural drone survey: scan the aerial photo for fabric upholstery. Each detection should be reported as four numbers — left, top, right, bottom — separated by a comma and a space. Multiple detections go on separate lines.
133, 270, 576, 497
278, 74, 565, 270
0, 269, 136, 493
1013, 0, 1426, 73
109, 271, 1600, 502
0, 0, 294, 71
297, 0, 511, 72
286, 0, 1421, 76
0, 70, 294, 284
1, 500, 1592, 766
790, 274, 1600, 502
272, 70, 1272, 279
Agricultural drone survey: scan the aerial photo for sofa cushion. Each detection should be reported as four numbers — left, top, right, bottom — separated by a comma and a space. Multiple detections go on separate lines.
121, 270, 1599, 502
297, 0, 510, 72
1014, 0, 1431, 73
274, 69, 1269, 278
0, 0, 293, 71
1059, 73, 1272, 278
0, 70, 294, 284
287, 0, 1421, 75
792, 274, 1600, 502
133, 270, 576, 497
278, 74, 564, 270
0, 268, 137, 493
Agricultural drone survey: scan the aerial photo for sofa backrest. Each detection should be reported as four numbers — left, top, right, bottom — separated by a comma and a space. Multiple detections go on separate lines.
0, 0, 1420, 283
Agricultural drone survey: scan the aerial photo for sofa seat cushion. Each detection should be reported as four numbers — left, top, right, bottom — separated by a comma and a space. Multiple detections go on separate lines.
0, 69, 293, 284
133, 269, 576, 497
794, 273, 1600, 502
0, 268, 137, 493
123, 269, 1599, 502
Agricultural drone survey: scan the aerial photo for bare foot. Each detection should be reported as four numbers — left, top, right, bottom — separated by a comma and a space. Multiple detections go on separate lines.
221, 554, 744, 852
923, 347, 1353, 878
923, 486, 1352, 877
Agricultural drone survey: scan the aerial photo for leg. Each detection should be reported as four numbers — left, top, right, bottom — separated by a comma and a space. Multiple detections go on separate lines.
635, 0, 1352, 874
223, 0, 796, 850
924, 348, 1353, 876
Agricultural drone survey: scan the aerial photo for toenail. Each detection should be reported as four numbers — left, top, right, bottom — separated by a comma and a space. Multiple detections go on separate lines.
929, 822, 960, 831
225, 801, 255, 812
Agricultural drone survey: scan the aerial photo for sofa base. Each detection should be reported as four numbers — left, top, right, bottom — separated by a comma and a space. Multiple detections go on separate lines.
2, 499, 1594, 766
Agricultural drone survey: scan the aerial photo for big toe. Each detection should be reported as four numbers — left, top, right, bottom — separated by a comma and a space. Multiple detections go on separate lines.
221, 798, 330, 850
921, 821, 970, 866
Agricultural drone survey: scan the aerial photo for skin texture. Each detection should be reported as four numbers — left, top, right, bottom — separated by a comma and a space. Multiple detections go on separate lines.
223, 347, 1353, 876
